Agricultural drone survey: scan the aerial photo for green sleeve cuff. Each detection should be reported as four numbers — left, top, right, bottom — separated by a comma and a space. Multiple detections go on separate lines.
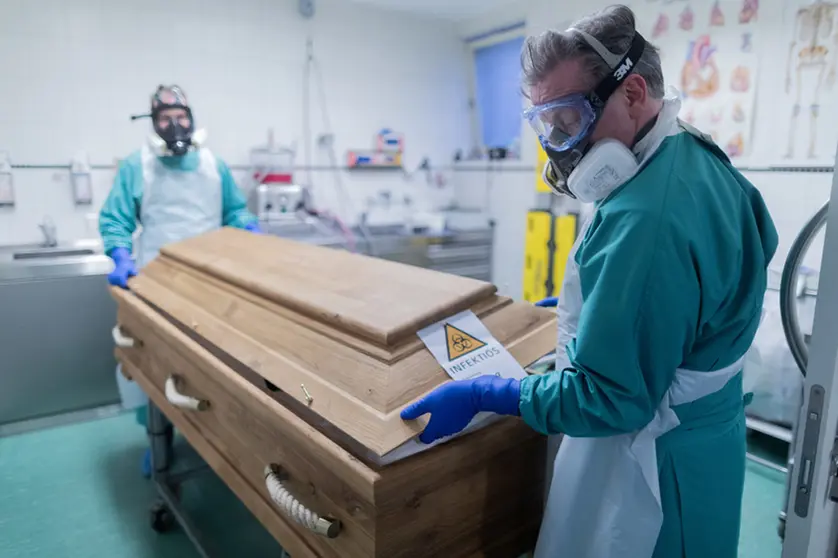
518, 374, 552, 435
103, 239, 133, 258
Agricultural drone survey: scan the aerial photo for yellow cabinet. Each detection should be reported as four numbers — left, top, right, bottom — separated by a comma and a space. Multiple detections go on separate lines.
522, 211, 578, 302
522, 210, 552, 303
551, 214, 577, 296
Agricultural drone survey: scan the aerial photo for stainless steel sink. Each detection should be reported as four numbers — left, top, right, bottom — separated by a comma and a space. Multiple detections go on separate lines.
0, 239, 109, 282
13, 248, 96, 260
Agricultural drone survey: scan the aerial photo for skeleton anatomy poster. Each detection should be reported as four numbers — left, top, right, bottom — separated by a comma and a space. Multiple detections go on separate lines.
780, 0, 838, 163
636, 0, 760, 159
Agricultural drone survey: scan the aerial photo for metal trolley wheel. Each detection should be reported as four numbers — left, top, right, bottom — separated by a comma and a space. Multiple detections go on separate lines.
777, 200, 829, 539
150, 501, 177, 533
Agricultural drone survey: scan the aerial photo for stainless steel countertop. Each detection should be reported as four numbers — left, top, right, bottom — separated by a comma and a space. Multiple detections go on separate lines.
0, 239, 111, 282
262, 221, 493, 252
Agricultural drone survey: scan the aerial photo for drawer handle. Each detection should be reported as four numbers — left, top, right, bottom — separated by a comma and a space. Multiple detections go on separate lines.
165, 376, 209, 412
264, 465, 341, 539
112, 325, 136, 348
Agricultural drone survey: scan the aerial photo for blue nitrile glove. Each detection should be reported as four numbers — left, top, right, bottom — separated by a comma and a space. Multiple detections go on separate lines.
107, 247, 137, 289
244, 221, 262, 234
400, 375, 521, 444
534, 296, 558, 308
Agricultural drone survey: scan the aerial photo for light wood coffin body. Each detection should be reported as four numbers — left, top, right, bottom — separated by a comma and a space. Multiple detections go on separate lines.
111, 227, 557, 558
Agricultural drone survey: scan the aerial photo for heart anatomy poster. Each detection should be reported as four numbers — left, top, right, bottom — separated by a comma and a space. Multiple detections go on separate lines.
636, 0, 760, 159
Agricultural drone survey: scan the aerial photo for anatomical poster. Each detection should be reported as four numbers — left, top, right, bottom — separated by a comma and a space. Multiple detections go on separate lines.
778, 0, 838, 163
637, 0, 760, 159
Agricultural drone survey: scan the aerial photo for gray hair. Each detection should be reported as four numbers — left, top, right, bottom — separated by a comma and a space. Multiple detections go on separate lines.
521, 5, 665, 99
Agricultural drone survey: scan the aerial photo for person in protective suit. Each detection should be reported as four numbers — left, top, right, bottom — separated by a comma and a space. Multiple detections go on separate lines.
99, 85, 260, 475
100, 84, 259, 288
400, 6, 777, 558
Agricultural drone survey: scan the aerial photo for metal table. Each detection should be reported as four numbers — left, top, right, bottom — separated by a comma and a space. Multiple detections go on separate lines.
262, 221, 495, 282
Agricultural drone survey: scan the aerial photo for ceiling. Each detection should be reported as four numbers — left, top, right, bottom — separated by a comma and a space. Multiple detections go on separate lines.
345, 0, 521, 22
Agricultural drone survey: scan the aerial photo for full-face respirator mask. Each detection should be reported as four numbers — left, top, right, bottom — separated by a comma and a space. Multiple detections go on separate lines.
131, 85, 206, 157
524, 29, 649, 203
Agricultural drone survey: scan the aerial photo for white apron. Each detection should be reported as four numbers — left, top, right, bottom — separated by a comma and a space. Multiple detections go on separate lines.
534, 96, 748, 558
115, 144, 223, 410
136, 144, 223, 268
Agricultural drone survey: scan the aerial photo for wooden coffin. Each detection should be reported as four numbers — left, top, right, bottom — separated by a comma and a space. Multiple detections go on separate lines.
111, 227, 557, 558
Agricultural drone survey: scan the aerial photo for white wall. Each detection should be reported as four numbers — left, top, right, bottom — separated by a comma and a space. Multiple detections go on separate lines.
456, 4, 526, 40
0, 0, 472, 246
460, 0, 835, 300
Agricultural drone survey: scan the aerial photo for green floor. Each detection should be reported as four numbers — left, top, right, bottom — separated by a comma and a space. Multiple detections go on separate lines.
0, 413, 787, 557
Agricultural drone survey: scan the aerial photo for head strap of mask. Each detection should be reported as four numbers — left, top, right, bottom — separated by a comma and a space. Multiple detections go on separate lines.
545, 29, 647, 197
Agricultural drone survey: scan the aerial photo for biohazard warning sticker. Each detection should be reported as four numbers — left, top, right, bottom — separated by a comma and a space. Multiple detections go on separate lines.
417, 310, 527, 382
445, 324, 486, 361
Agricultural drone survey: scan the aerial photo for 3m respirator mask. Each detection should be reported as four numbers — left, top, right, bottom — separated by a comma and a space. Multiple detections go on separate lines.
524, 29, 648, 203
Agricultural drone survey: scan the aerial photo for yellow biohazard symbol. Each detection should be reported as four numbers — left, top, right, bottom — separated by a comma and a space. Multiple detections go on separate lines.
444, 324, 486, 361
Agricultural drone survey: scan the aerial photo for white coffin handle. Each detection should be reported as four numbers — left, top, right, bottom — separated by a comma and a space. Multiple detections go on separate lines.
164, 376, 209, 411
112, 325, 136, 348
264, 465, 341, 538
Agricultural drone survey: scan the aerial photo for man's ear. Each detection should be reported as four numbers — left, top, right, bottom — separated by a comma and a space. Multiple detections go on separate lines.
623, 74, 648, 107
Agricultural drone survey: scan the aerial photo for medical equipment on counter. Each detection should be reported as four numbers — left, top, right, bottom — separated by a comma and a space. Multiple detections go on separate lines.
346, 150, 402, 169
249, 129, 296, 187
247, 132, 311, 222
70, 152, 93, 206
376, 128, 403, 152
246, 129, 359, 250
346, 127, 404, 170
250, 183, 309, 220
247, 181, 357, 252
0, 151, 15, 207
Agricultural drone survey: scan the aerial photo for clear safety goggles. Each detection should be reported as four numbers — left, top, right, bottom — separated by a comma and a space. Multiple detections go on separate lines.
522, 27, 649, 154
523, 94, 598, 152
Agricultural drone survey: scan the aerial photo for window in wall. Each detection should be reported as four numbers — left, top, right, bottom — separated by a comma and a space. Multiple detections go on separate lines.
473, 35, 526, 153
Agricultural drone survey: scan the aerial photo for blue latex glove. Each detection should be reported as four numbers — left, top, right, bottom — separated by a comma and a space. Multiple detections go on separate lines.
400, 375, 521, 444
244, 221, 262, 234
107, 247, 137, 289
534, 296, 559, 308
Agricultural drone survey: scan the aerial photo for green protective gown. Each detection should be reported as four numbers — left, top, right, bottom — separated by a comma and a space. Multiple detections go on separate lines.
519, 129, 778, 557
99, 149, 256, 256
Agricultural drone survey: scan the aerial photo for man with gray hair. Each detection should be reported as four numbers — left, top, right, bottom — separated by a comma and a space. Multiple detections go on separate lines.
401, 5, 778, 557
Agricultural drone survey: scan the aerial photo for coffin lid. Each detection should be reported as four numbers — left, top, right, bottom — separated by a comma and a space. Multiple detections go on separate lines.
129, 228, 556, 458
